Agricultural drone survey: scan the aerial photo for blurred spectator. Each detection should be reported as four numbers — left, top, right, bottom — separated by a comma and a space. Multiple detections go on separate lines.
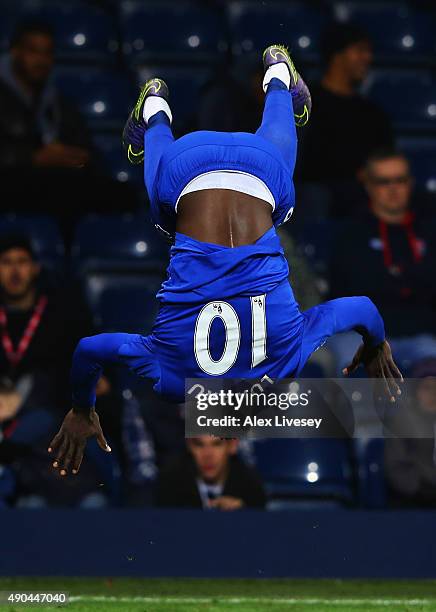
330, 149, 436, 371
156, 436, 266, 509
384, 359, 436, 507
297, 22, 393, 215
0, 20, 137, 241
0, 234, 123, 507
0, 234, 122, 415
0, 20, 91, 171
0, 232, 123, 454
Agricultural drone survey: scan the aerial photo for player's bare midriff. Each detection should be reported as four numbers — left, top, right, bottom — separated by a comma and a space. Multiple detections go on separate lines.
177, 189, 273, 247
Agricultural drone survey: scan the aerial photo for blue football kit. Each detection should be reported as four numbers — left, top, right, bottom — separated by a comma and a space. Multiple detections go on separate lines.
71, 80, 385, 407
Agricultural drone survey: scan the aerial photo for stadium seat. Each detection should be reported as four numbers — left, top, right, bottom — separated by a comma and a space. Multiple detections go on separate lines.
84, 273, 163, 333
134, 65, 211, 132
0, 214, 64, 269
354, 438, 387, 509
0, 0, 119, 62
72, 214, 170, 274
335, 2, 436, 63
55, 67, 134, 130
93, 133, 144, 186
120, 1, 228, 64
294, 219, 345, 277
253, 439, 354, 503
398, 137, 436, 194
365, 69, 436, 132
229, 1, 329, 61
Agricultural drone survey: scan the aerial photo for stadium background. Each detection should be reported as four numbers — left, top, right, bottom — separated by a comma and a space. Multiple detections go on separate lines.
1, 0, 436, 597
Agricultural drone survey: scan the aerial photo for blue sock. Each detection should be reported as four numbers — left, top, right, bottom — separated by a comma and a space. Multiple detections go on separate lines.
147, 110, 171, 128
267, 77, 289, 94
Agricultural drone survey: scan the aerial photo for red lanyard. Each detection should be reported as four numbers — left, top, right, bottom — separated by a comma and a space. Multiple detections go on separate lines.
0, 295, 48, 367
378, 212, 423, 271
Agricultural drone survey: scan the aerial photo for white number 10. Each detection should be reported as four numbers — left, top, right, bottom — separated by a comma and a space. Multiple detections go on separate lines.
194, 295, 267, 375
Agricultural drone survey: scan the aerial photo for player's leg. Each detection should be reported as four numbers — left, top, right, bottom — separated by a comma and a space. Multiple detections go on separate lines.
256, 78, 297, 171
143, 108, 175, 202
122, 78, 175, 199
256, 45, 311, 170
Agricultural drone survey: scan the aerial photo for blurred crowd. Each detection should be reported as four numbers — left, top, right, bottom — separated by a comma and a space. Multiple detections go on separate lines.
1, 2, 436, 511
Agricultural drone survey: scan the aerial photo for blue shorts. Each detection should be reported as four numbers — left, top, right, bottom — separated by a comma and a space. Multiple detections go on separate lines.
143, 83, 297, 238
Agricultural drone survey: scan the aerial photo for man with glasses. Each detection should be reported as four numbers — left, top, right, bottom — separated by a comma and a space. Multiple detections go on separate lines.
330, 148, 436, 371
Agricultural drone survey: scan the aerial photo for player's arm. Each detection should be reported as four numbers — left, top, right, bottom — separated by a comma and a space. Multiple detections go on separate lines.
326, 296, 403, 400
48, 333, 140, 476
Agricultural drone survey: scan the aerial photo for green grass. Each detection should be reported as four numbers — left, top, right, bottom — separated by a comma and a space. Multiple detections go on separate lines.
1, 578, 436, 611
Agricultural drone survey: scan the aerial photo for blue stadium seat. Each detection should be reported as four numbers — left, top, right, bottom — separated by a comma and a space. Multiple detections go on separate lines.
0, 0, 119, 62
135, 66, 211, 130
93, 133, 143, 186
398, 137, 436, 194
365, 70, 436, 132
229, 1, 329, 61
253, 439, 354, 503
0, 214, 64, 269
336, 2, 436, 63
72, 214, 170, 274
354, 438, 387, 509
294, 219, 345, 277
84, 273, 163, 333
120, 1, 228, 63
55, 67, 134, 130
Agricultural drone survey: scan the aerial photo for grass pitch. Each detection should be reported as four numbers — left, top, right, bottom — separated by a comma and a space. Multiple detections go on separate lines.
1, 578, 436, 611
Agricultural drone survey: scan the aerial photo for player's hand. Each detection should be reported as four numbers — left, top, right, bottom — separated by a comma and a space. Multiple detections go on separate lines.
33, 142, 89, 168
47, 408, 111, 476
343, 340, 404, 402
208, 496, 244, 511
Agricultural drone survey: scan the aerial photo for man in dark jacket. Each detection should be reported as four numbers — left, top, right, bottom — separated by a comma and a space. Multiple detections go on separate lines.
0, 235, 122, 505
0, 20, 137, 238
156, 436, 266, 509
0, 20, 90, 171
296, 22, 393, 216
0, 235, 93, 407
330, 148, 436, 371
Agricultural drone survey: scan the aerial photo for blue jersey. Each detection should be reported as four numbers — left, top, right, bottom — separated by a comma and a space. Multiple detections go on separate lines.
71, 227, 385, 406
70, 83, 385, 407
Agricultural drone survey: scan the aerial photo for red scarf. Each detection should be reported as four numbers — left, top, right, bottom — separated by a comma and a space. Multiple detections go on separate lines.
0, 295, 48, 368
377, 211, 423, 272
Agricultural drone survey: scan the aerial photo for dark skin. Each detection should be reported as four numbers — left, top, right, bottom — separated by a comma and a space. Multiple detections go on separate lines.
48, 191, 403, 475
